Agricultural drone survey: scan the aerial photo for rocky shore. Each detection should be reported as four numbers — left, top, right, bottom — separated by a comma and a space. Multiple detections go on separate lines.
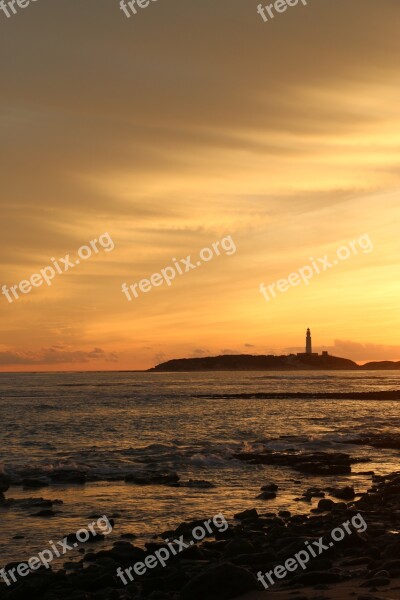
0, 468, 399, 600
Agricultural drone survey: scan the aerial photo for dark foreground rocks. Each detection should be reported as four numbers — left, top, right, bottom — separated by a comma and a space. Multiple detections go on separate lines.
0, 471, 399, 600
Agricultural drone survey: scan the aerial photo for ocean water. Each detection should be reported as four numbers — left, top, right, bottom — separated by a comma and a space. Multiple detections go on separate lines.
0, 371, 399, 566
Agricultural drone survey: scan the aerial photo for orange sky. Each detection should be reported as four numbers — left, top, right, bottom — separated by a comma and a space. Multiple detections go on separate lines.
1, 1, 400, 371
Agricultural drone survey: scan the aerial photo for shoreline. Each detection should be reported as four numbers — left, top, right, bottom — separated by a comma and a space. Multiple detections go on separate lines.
1, 470, 399, 599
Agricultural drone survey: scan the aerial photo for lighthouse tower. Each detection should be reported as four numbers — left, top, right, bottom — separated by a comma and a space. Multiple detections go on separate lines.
306, 328, 312, 354
297, 329, 319, 357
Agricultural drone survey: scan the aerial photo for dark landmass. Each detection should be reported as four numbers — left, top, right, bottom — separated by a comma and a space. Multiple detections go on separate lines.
149, 353, 400, 372
360, 360, 400, 369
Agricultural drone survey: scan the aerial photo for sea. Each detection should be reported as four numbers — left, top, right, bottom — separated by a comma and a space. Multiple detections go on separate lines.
0, 371, 399, 566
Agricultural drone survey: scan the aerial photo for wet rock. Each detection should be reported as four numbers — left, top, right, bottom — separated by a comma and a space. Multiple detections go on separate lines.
381, 559, 400, 575
234, 508, 258, 521
260, 482, 278, 492
120, 533, 137, 540
317, 498, 335, 511
234, 450, 355, 475
256, 490, 276, 500
372, 570, 390, 578
360, 577, 390, 587
346, 433, 400, 450
31, 509, 57, 517
327, 485, 356, 500
180, 562, 258, 600
10, 497, 63, 510
292, 570, 345, 585
182, 479, 215, 488
224, 537, 255, 558
0, 474, 10, 493
332, 501, 348, 511
49, 470, 87, 485
66, 530, 105, 545
125, 471, 179, 486
22, 478, 49, 489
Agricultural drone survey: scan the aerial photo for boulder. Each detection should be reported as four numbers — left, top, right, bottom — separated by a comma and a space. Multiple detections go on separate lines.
180, 562, 258, 600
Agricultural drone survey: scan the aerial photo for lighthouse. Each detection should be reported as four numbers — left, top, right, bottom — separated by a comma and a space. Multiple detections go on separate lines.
306, 328, 312, 354
297, 329, 319, 357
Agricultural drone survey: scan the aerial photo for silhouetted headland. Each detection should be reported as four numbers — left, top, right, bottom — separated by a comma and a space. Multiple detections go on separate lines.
148, 353, 400, 372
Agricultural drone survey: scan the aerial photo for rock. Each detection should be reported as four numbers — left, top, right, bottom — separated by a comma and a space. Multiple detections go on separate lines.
317, 498, 335, 511
234, 508, 258, 521
346, 433, 400, 450
381, 559, 400, 575
224, 538, 255, 558
31, 509, 56, 517
49, 469, 87, 485
292, 571, 344, 585
183, 479, 215, 488
333, 501, 348, 511
0, 474, 10, 493
256, 491, 276, 500
328, 485, 356, 500
234, 450, 355, 475
381, 538, 400, 559
180, 562, 258, 600
373, 570, 390, 578
22, 478, 49, 489
66, 530, 105, 544
125, 471, 179, 486
308, 558, 333, 571
229, 550, 277, 566
120, 533, 137, 540
360, 577, 390, 587
260, 483, 278, 492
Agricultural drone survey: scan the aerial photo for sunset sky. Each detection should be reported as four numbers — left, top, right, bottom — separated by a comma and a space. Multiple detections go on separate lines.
1, 0, 400, 371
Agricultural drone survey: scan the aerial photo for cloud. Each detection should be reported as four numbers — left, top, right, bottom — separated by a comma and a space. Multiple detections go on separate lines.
331, 340, 400, 362
190, 348, 210, 357
0, 347, 119, 366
